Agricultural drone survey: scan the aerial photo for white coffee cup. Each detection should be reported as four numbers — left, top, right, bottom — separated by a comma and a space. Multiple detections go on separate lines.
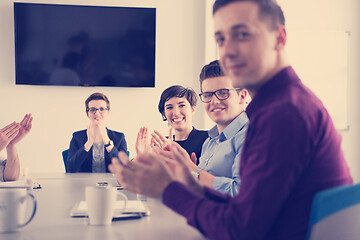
0, 188, 37, 233
85, 186, 127, 225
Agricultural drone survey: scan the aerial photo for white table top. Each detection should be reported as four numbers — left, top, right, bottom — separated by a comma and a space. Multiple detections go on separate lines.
1, 173, 206, 240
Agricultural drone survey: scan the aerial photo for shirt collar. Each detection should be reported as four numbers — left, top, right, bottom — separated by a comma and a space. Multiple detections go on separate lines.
208, 111, 249, 142
246, 66, 300, 119
208, 125, 219, 139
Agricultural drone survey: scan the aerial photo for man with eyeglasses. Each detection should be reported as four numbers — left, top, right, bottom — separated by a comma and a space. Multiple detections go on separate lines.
110, 0, 352, 239
179, 60, 248, 196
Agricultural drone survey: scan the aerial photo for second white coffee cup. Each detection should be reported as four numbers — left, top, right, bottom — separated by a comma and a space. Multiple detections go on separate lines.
85, 186, 127, 225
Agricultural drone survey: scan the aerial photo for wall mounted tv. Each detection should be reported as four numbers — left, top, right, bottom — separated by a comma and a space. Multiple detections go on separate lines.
14, 3, 156, 87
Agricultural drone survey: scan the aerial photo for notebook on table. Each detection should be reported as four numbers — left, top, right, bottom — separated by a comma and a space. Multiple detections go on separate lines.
70, 200, 150, 220
0, 180, 41, 189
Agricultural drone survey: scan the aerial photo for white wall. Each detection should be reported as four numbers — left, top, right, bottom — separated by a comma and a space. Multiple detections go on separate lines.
0, 0, 206, 173
277, 0, 360, 182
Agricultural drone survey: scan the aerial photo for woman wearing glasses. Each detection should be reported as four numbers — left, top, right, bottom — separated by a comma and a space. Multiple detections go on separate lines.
67, 92, 127, 173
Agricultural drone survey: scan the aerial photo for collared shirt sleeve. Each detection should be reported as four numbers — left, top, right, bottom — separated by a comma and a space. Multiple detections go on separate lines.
162, 67, 352, 240
200, 113, 248, 196
212, 139, 242, 196
163, 105, 311, 240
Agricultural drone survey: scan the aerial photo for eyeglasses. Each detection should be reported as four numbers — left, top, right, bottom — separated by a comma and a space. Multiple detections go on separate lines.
87, 107, 109, 114
199, 88, 242, 103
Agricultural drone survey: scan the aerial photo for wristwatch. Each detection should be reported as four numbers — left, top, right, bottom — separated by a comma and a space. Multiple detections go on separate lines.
191, 167, 202, 180
104, 140, 113, 147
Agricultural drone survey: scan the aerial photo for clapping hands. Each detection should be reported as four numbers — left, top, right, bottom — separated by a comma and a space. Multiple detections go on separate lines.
135, 127, 153, 154
154, 143, 197, 186
0, 123, 20, 151
86, 120, 109, 144
110, 142, 203, 198
151, 128, 173, 150
135, 127, 174, 155
0, 114, 33, 150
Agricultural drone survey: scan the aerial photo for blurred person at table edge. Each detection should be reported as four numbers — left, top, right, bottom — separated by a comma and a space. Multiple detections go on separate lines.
109, 1, 353, 239
0, 114, 33, 181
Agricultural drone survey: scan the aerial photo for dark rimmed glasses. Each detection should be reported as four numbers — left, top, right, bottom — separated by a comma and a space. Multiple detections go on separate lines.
199, 88, 242, 103
87, 107, 109, 114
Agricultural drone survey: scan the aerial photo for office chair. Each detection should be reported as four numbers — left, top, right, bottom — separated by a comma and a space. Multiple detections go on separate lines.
62, 149, 129, 173
306, 182, 360, 240
62, 149, 69, 173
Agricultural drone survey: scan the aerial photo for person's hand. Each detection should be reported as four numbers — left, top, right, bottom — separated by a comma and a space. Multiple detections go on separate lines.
0, 122, 20, 151
155, 142, 203, 193
190, 152, 197, 165
151, 128, 173, 150
8, 114, 33, 147
86, 122, 96, 144
87, 118, 108, 143
135, 127, 152, 154
97, 121, 110, 144
85, 121, 99, 151
109, 151, 175, 198
160, 142, 197, 170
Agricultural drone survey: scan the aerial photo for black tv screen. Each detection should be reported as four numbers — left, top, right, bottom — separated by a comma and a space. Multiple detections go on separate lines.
14, 3, 156, 87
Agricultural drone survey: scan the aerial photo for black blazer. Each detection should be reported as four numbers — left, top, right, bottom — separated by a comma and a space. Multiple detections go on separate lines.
66, 129, 127, 173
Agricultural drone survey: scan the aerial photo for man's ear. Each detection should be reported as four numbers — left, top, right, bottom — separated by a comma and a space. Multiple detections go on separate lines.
239, 89, 247, 104
275, 26, 287, 51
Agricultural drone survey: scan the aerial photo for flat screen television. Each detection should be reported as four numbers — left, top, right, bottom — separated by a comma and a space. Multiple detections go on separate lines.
14, 3, 156, 87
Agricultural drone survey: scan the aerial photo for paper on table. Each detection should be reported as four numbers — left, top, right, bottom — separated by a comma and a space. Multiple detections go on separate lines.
0, 180, 33, 188
70, 200, 150, 217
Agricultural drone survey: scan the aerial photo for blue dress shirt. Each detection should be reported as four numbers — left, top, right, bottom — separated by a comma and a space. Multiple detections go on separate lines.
198, 111, 249, 196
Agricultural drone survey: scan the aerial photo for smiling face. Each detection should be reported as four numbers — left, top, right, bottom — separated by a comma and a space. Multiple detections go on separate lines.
201, 76, 245, 133
214, 1, 286, 95
87, 100, 110, 125
164, 96, 195, 132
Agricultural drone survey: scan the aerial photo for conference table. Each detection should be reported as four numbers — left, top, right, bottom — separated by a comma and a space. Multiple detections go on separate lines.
1, 173, 207, 240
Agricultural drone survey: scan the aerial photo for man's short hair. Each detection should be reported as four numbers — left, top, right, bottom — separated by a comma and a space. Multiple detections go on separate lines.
199, 60, 225, 90
213, 0, 285, 30
85, 92, 110, 114
158, 85, 197, 121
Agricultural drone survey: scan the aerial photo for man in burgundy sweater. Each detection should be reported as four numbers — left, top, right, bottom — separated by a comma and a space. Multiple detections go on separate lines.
109, 0, 353, 239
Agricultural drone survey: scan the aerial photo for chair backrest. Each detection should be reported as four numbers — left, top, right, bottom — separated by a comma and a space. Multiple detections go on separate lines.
306, 183, 360, 240
62, 149, 69, 173
61, 149, 129, 172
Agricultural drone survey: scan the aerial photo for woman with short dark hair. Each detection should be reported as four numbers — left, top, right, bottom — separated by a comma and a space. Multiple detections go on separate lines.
150, 85, 208, 163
